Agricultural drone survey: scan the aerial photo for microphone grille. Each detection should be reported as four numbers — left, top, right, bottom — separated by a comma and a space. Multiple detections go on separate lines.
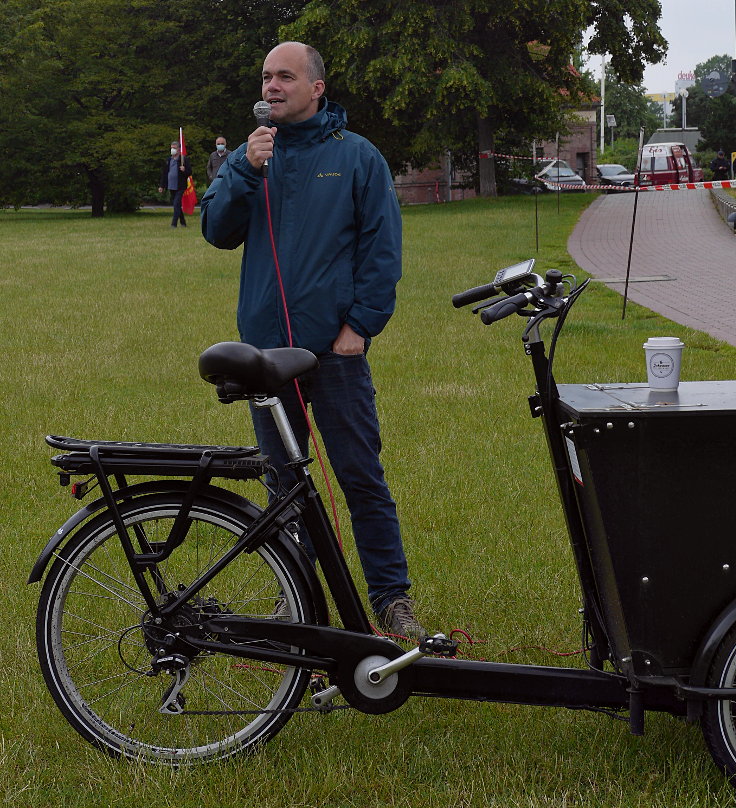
253, 100, 272, 126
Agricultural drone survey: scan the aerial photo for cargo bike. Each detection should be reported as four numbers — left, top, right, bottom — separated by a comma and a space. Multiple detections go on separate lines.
29, 258, 736, 781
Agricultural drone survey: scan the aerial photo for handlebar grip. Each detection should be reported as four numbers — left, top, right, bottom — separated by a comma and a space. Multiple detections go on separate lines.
452, 282, 499, 308
479, 292, 530, 325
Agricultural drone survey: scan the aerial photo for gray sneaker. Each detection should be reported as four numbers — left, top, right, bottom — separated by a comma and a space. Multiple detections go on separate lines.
376, 597, 427, 641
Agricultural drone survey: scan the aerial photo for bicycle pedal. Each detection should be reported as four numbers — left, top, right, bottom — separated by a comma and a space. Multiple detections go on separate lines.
419, 634, 458, 656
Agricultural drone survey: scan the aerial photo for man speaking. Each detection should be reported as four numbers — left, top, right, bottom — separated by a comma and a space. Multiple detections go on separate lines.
200, 41, 425, 639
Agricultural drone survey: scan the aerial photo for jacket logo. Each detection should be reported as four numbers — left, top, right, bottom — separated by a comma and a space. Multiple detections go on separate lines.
316, 172, 342, 178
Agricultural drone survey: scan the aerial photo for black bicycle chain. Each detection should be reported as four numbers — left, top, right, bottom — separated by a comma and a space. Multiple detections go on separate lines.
181, 704, 352, 716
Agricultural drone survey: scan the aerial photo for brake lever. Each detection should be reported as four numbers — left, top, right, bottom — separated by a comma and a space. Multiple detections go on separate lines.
521, 295, 566, 342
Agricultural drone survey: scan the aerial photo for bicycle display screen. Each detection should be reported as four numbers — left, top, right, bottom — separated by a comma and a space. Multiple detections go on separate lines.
494, 259, 535, 287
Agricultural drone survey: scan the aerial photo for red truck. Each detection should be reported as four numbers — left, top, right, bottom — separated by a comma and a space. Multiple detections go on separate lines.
635, 142, 704, 186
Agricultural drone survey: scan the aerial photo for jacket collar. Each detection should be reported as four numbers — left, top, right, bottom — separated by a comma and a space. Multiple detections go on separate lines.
274, 98, 347, 146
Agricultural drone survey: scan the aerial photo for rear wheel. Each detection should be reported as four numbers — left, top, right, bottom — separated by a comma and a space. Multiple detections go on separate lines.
701, 626, 736, 781
37, 493, 316, 764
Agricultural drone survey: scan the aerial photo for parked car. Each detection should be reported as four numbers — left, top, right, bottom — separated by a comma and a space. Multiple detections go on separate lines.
534, 159, 586, 191
635, 142, 704, 186
596, 164, 636, 189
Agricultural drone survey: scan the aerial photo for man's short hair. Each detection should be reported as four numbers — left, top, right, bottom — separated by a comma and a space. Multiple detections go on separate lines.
277, 41, 325, 82
304, 45, 325, 82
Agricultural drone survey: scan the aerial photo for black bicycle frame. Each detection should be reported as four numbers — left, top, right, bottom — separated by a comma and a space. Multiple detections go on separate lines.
177, 330, 683, 724
39, 329, 687, 726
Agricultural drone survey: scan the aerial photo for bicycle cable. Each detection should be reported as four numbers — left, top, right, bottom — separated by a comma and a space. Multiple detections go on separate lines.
263, 175, 344, 549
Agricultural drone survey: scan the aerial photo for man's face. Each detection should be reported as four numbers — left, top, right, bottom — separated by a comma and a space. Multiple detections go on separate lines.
261, 43, 324, 124
170, 143, 180, 156
216, 138, 226, 149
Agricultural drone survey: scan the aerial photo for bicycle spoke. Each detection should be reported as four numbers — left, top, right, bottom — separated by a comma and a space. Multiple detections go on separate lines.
38, 495, 314, 762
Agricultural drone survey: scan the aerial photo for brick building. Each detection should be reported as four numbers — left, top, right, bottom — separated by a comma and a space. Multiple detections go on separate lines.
535, 104, 599, 184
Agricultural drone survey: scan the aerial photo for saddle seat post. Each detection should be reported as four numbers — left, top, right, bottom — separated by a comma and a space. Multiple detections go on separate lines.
252, 395, 309, 468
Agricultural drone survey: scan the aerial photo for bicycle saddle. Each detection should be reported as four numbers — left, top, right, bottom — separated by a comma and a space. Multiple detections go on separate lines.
198, 342, 319, 401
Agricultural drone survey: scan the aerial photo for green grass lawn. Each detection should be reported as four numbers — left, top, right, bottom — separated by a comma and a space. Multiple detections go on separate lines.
3, 198, 736, 806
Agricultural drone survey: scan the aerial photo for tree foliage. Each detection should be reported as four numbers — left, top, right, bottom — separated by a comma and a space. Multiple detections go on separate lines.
284, 0, 667, 195
597, 136, 640, 172
0, 0, 304, 215
667, 55, 736, 154
694, 54, 734, 83
600, 64, 661, 143
1, 0, 668, 207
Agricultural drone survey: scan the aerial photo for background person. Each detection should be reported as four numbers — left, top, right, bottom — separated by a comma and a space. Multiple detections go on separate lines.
206, 136, 231, 185
201, 41, 426, 640
158, 141, 192, 227
710, 150, 730, 181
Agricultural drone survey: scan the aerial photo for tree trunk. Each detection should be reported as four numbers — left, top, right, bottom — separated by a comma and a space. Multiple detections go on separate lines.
478, 115, 497, 197
87, 167, 105, 218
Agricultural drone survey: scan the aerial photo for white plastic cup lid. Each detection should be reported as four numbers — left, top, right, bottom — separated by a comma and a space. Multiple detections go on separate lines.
643, 336, 684, 349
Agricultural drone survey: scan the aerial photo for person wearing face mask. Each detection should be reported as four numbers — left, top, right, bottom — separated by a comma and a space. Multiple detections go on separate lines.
206, 136, 231, 186
158, 141, 192, 228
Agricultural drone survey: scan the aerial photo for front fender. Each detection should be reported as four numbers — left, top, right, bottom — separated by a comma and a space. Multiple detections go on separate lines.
689, 599, 736, 688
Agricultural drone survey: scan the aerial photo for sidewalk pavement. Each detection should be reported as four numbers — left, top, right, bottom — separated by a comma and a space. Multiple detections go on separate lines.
568, 190, 736, 346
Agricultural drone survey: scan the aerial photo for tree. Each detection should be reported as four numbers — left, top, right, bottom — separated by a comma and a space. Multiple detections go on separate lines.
600, 64, 660, 145
699, 91, 736, 153
283, 0, 667, 195
667, 55, 736, 152
0, 0, 306, 215
695, 54, 736, 153
695, 54, 734, 84
1, 0, 192, 215
668, 84, 709, 130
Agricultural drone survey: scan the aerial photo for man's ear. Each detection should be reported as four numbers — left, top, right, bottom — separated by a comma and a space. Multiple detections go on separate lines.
312, 80, 326, 101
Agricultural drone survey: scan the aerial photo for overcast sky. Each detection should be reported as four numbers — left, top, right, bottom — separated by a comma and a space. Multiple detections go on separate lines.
587, 0, 736, 94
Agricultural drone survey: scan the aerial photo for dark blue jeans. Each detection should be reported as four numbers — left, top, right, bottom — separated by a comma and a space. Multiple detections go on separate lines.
169, 189, 185, 225
250, 352, 410, 612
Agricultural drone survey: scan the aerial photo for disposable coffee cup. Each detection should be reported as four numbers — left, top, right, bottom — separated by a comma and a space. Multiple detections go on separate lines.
643, 337, 684, 391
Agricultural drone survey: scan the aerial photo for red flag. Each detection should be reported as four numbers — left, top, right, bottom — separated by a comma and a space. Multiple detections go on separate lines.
179, 126, 187, 156
182, 175, 197, 215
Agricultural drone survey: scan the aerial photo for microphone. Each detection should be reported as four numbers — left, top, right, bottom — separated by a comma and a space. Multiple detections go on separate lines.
253, 100, 272, 178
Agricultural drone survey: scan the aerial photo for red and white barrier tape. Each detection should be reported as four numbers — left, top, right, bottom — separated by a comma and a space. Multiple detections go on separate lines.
539, 179, 736, 192
479, 149, 736, 192
479, 150, 556, 161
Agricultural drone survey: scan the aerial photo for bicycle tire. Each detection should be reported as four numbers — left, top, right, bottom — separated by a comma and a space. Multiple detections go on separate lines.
701, 625, 736, 782
37, 491, 316, 764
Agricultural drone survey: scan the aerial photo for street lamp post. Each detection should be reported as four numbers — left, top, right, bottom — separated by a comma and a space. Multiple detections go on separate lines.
600, 55, 606, 155
679, 88, 688, 129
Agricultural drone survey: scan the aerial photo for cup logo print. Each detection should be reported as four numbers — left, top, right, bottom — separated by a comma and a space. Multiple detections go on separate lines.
649, 352, 675, 378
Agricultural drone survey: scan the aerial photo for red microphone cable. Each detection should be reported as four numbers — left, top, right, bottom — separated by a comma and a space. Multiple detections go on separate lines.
263, 176, 344, 549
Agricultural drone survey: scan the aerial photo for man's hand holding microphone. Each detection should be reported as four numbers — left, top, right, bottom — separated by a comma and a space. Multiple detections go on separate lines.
248, 100, 276, 177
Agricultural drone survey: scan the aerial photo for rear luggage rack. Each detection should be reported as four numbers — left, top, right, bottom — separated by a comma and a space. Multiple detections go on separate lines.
46, 435, 269, 480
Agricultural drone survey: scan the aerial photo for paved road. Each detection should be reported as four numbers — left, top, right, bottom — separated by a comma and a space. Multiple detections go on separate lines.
568, 190, 736, 345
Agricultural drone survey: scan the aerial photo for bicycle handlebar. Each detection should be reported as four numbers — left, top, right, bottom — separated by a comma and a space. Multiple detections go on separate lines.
455, 268, 570, 331
479, 292, 531, 324
451, 282, 500, 308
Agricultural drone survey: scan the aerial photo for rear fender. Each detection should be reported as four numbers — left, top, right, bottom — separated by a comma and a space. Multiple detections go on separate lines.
29, 480, 208, 584
28, 479, 329, 623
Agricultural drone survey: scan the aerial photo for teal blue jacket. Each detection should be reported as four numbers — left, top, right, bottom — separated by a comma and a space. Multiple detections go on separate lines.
200, 99, 402, 355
